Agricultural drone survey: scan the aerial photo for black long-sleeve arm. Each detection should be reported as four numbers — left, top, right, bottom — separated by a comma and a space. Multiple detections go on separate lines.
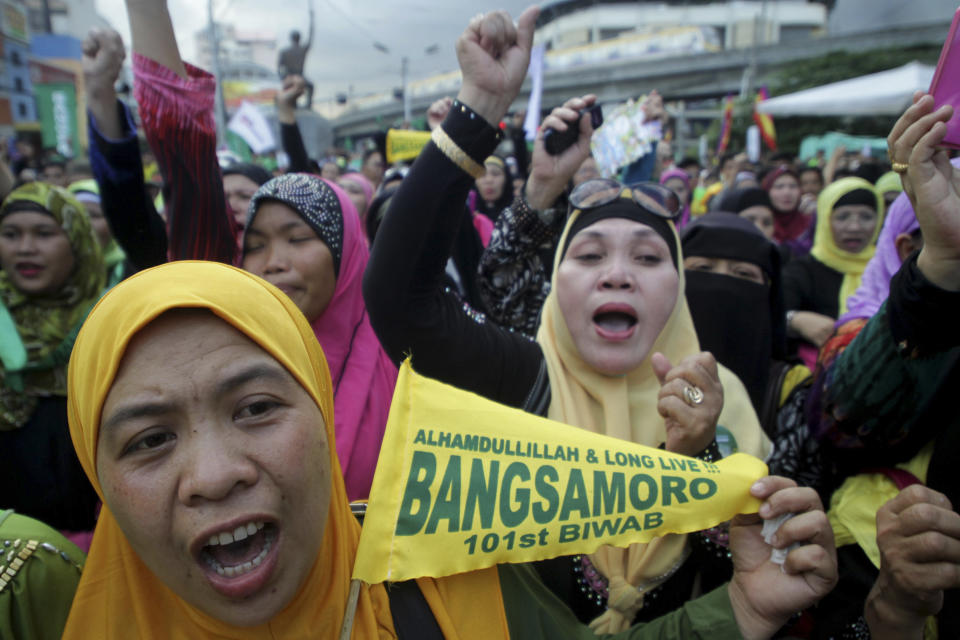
281, 121, 311, 173
363, 106, 542, 408
88, 99, 168, 270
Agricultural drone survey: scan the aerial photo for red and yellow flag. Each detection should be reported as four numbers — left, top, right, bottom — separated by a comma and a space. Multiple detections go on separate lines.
753, 87, 777, 152
717, 94, 734, 154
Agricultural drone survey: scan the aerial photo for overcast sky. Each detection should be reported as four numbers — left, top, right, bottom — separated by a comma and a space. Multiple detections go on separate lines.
94, 0, 537, 100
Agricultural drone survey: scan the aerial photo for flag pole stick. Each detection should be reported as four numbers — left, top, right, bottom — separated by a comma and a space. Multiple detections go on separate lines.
338, 579, 363, 640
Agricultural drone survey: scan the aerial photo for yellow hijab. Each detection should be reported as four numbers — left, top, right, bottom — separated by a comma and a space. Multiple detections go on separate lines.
537, 202, 769, 633
811, 177, 885, 316
874, 170, 903, 198
63, 261, 507, 639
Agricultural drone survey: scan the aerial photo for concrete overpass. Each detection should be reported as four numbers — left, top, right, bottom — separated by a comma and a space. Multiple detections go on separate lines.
332, 21, 949, 141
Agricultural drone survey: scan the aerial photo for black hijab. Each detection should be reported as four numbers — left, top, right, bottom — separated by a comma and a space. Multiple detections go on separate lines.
718, 187, 773, 215
222, 162, 272, 186
681, 213, 785, 417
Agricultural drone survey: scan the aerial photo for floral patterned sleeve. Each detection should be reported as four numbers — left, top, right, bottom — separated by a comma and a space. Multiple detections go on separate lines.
477, 195, 566, 336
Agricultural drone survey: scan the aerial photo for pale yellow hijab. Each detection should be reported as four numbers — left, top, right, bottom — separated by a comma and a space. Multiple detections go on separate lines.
811, 177, 885, 316
537, 203, 769, 633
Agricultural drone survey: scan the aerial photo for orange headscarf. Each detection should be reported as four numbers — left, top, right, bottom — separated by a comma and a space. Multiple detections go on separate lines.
63, 261, 506, 639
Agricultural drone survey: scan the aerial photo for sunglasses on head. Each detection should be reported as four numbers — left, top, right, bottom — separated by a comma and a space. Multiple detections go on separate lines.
569, 179, 681, 220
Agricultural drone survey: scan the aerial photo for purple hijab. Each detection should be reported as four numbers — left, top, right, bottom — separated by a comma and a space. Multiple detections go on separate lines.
838, 189, 919, 323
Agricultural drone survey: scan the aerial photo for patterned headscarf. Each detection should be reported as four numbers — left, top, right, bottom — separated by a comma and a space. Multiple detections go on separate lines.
246, 173, 343, 275
243, 174, 398, 501
0, 182, 105, 429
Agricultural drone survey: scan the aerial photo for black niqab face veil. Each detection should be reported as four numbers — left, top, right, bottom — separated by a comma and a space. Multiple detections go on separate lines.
681, 213, 785, 415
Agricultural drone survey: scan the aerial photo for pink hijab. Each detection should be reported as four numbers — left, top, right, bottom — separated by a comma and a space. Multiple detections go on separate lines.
246, 174, 397, 500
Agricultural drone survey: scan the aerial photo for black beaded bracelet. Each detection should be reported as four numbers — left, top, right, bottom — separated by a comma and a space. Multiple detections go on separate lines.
452, 99, 503, 139
839, 615, 871, 640
695, 439, 722, 463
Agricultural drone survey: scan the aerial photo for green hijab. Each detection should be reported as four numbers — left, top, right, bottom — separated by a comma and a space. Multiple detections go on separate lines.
0, 182, 105, 429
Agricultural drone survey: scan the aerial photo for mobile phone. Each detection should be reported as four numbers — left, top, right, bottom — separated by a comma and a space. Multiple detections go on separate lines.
929, 7, 960, 148
543, 104, 603, 156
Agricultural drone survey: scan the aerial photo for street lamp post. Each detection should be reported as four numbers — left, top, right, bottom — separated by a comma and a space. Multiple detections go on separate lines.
373, 42, 437, 126
402, 56, 410, 124
208, 0, 226, 146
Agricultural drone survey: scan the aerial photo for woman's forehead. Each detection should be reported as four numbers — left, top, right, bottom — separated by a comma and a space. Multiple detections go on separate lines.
571, 218, 662, 242
115, 310, 255, 371
104, 310, 306, 418
0, 210, 58, 227
832, 203, 876, 215
223, 173, 260, 192
687, 254, 761, 268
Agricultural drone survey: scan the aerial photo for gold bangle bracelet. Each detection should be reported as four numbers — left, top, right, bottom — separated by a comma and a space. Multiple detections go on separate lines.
431, 126, 485, 179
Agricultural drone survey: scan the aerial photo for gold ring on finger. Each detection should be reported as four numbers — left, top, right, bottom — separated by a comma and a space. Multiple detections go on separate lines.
891, 160, 909, 174
683, 385, 704, 407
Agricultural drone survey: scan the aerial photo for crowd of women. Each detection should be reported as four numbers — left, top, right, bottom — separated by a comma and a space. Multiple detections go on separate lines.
0, 2, 958, 638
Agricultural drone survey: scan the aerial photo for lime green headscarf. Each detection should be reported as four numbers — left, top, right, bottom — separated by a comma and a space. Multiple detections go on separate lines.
0, 182, 105, 429
68, 179, 126, 286
811, 177, 885, 316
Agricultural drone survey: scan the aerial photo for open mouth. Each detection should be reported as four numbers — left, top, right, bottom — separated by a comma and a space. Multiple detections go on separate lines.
199, 521, 277, 579
593, 305, 638, 339
194, 520, 282, 599
14, 262, 43, 277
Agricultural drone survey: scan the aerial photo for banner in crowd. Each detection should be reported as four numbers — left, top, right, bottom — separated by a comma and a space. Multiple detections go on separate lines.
753, 87, 777, 151
352, 361, 768, 583
385, 129, 431, 164
2, 2, 28, 43
35, 82, 78, 158
746, 125, 761, 163
590, 98, 663, 178
227, 101, 275, 154
523, 43, 545, 142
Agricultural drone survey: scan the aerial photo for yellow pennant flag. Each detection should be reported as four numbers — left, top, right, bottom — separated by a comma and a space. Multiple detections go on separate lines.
385, 129, 432, 164
353, 360, 768, 583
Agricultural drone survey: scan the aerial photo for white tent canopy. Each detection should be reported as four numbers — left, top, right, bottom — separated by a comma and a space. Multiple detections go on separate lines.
756, 61, 935, 117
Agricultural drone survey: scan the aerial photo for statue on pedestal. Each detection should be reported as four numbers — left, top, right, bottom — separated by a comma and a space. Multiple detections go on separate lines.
278, 2, 314, 108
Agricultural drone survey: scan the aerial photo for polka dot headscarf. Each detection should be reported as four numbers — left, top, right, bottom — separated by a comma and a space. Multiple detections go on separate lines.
246, 173, 344, 276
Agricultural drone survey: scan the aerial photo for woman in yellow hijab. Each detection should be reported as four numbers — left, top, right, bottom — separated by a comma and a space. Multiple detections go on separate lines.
62, 260, 506, 638
782, 177, 884, 367
61, 260, 824, 639
364, 13, 769, 633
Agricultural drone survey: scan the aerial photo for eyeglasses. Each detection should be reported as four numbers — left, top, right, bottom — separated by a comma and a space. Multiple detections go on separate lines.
569, 179, 681, 220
